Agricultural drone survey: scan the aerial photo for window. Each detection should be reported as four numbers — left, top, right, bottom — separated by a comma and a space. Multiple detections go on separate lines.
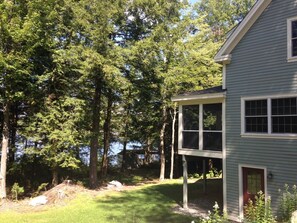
181, 103, 222, 151
203, 104, 222, 151
288, 17, 297, 61
272, 98, 297, 133
182, 105, 199, 149
242, 96, 297, 135
245, 100, 268, 133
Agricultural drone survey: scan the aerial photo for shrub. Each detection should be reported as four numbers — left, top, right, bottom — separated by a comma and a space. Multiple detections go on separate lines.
244, 191, 276, 223
201, 202, 228, 223
11, 183, 24, 201
279, 184, 297, 222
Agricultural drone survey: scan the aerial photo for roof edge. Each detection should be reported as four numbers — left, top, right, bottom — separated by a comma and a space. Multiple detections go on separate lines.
172, 92, 226, 102
214, 0, 272, 63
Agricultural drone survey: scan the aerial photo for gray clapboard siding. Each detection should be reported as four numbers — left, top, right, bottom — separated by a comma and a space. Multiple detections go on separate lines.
225, 0, 297, 218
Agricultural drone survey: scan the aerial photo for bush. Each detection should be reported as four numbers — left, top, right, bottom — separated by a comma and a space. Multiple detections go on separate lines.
244, 191, 276, 223
279, 184, 297, 222
11, 183, 24, 201
201, 202, 228, 223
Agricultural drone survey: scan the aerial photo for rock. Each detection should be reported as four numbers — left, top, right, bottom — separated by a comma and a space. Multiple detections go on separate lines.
292, 210, 297, 223
107, 180, 123, 188
29, 195, 48, 206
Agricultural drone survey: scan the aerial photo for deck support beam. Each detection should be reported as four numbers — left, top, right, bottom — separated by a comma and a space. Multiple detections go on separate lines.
203, 159, 207, 194
182, 155, 188, 209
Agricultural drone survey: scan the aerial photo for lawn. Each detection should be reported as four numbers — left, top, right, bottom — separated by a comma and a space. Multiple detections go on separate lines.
0, 180, 197, 223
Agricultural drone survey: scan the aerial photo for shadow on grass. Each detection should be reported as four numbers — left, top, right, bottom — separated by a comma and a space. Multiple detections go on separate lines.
95, 179, 222, 223
95, 182, 193, 223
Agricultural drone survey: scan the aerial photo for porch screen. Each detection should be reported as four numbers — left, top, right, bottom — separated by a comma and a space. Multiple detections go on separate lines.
182, 105, 199, 149
203, 103, 222, 151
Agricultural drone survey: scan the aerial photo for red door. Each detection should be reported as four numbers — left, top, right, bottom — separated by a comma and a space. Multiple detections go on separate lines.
242, 167, 265, 207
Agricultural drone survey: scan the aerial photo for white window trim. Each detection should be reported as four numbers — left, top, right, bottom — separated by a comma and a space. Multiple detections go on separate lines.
179, 103, 223, 151
241, 94, 297, 139
287, 16, 297, 62
238, 164, 267, 221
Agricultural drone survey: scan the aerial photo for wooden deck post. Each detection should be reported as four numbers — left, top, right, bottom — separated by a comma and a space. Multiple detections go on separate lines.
182, 155, 188, 209
203, 159, 207, 194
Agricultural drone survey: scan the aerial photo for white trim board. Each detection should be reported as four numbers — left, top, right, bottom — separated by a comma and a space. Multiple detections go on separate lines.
287, 16, 297, 62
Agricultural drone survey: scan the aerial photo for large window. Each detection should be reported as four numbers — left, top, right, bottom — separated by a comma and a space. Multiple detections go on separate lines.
182, 105, 199, 149
288, 17, 297, 61
243, 96, 297, 135
245, 100, 268, 133
272, 98, 297, 133
203, 104, 222, 151
182, 103, 222, 151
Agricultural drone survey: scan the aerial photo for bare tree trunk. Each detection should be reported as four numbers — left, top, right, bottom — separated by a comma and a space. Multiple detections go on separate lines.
0, 102, 10, 198
121, 108, 130, 173
89, 77, 102, 189
101, 91, 113, 177
9, 103, 17, 164
159, 105, 167, 181
52, 165, 59, 186
170, 105, 177, 180
144, 138, 152, 165
121, 140, 127, 172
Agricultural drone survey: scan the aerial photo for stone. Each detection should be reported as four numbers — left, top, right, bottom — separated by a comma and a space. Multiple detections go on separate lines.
29, 195, 48, 206
107, 180, 123, 188
291, 210, 297, 223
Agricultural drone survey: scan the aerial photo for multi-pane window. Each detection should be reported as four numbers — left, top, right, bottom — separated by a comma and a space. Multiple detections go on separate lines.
272, 98, 297, 133
182, 103, 222, 151
245, 100, 268, 133
182, 105, 199, 149
291, 20, 297, 57
243, 97, 297, 134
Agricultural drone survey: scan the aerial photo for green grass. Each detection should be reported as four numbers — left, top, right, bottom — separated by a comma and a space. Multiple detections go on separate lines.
0, 180, 195, 223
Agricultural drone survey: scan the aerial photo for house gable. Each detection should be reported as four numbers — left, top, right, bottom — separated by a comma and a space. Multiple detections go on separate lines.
214, 0, 272, 63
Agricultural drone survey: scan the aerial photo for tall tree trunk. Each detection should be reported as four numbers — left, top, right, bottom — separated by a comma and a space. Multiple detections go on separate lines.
52, 165, 59, 186
159, 105, 167, 181
0, 102, 10, 198
121, 108, 130, 173
89, 77, 102, 189
170, 105, 177, 180
9, 103, 17, 164
101, 91, 113, 177
144, 138, 152, 165
121, 139, 127, 172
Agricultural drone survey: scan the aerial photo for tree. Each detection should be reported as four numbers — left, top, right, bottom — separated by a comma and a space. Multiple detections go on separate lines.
0, 0, 41, 198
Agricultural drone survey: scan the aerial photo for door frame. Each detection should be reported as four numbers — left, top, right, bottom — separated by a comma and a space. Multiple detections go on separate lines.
238, 164, 267, 220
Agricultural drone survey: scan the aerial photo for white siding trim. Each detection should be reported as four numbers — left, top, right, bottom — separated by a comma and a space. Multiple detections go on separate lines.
178, 149, 222, 159
238, 164, 267, 221
199, 104, 203, 150
178, 105, 183, 150
222, 101, 227, 212
172, 93, 225, 102
287, 16, 297, 62
222, 64, 227, 90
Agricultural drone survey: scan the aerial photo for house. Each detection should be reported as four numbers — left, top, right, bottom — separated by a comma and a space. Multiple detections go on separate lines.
172, 0, 297, 221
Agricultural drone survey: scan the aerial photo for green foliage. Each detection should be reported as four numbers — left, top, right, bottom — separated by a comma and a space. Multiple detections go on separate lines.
11, 183, 24, 201
279, 184, 297, 222
36, 183, 49, 195
201, 202, 228, 223
244, 191, 276, 223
